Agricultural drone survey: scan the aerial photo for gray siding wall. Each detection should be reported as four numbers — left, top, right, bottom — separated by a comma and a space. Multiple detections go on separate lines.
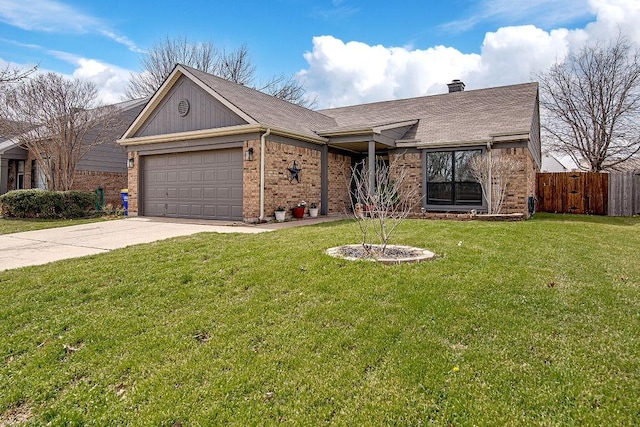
78, 103, 146, 173
528, 95, 542, 167
135, 76, 247, 138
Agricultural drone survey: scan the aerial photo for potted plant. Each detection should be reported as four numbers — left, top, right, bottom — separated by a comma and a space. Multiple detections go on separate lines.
291, 201, 306, 219
275, 206, 286, 222
308, 202, 319, 218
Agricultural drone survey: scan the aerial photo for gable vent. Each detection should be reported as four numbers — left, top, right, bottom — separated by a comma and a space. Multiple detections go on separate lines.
178, 99, 190, 117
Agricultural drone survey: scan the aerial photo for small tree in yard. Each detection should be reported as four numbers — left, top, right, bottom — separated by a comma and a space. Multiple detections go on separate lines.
468, 152, 523, 214
0, 72, 121, 191
349, 156, 421, 255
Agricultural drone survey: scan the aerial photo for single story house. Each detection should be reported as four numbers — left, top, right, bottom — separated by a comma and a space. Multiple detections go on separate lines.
541, 153, 569, 172
0, 98, 147, 205
118, 65, 541, 221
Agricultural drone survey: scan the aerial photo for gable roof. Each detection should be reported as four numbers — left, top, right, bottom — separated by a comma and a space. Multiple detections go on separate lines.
183, 66, 337, 139
122, 64, 336, 143
120, 64, 539, 150
318, 82, 539, 145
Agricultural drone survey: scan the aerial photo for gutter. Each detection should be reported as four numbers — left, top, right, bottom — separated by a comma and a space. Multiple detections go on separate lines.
117, 124, 327, 147
259, 128, 271, 221
487, 141, 492, 214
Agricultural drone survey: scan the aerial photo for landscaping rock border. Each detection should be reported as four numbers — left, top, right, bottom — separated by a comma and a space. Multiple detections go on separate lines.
326, 244, 436, 265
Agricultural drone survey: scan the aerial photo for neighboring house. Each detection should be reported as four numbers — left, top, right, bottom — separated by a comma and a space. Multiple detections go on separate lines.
0, 98, 148, 205
118, 64, 541, 222
541, 153, 568, 172
600, 157, 640, 173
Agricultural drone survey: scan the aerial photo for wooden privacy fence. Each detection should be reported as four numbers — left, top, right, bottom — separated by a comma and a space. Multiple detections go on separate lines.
537, 171, 640, 216
537, 172, 608, 215
608, 171, 640, 216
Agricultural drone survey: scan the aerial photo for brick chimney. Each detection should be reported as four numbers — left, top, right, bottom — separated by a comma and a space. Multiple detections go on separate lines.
447, 79, 465, 93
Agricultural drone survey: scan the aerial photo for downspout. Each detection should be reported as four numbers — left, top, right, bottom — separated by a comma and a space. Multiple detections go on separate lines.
259, 128, 271, 221
486, 141, 492, 214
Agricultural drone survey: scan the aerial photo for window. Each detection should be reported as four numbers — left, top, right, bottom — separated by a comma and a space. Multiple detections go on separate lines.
426, 150, 482, 206
16, 160, 25, 190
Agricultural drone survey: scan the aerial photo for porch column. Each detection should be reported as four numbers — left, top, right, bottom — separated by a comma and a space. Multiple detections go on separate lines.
0, 158, 7, 194
321, 144, 328, 215
368, 140, 375, 193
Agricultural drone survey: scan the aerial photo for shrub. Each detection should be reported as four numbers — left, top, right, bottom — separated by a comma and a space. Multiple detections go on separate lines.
0, 189, 96, 219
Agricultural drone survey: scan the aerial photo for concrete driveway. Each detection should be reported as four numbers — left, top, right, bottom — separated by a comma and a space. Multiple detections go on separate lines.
0, 217, 269, 271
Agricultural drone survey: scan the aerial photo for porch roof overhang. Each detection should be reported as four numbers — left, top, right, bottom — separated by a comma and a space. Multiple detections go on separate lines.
319, 119, 418, 153
395, 131, 531, 150
0, 138, 27, 158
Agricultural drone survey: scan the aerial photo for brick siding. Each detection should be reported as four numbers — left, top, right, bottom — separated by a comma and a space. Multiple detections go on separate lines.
496, 147, 537, 215
244, 139, 353, 221
127, 151, 139, 215
71, 170, 127, 206
390, 147, 537, 217
15, 151, 126, 207
389, 151, 423, 211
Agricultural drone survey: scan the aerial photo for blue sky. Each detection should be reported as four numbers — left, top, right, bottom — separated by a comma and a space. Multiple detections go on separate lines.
1, 0, 639, 107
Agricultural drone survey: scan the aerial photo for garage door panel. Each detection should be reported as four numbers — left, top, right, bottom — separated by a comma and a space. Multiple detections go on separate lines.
189, 153, 203, 165
191, 187, 203, 198
231, 169, 243, 181
143, 148, 242, 220
231, 187, 243, 199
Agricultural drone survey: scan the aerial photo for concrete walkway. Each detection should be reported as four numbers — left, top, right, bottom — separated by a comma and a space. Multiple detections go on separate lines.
0, 215, 346, 271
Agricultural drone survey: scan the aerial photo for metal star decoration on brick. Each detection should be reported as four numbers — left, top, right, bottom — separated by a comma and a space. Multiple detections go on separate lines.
288, 160, 302, 183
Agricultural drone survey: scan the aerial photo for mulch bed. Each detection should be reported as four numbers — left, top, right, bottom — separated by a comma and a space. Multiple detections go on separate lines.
326, 244, 436, 264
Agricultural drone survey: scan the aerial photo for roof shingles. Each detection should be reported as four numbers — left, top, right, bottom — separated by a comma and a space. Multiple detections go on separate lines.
181, 65, 538, 146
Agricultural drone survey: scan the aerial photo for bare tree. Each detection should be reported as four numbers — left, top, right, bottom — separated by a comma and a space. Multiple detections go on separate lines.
349, 155, 421, 255
258, 73, 317, 108
0, 63, 37, 85
126, 36, 314, 107
215, 44, 255, 85
125, 36, 218, 99
537, 36, 640, 172
0, 73, 122, 190
468, 152, 523, 214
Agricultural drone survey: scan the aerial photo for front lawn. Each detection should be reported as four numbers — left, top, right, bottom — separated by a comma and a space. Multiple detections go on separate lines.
1, 214, 638, 425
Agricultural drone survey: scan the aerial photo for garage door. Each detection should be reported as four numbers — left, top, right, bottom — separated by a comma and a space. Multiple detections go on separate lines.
142, 149, 243, 220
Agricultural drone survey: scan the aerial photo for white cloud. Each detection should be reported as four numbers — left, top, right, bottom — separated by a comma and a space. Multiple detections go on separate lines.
584, 0, 640, 44
0, 39, 134, 104
0, 0, 143, 53
71, 58, 133, 104
300, 36, 481, 108
300, 0, 640, 108
0, 0, 97, 32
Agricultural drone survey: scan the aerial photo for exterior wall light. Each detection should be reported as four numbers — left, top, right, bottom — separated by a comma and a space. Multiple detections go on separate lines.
127, 157, 135, 168
245, 147, 254, 161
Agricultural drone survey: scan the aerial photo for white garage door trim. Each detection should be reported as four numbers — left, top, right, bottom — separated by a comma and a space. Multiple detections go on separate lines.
142, 148, 243, 220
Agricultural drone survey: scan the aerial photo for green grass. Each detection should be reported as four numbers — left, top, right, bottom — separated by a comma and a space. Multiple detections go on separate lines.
0, 217, 119, 235
1, 214, 639, 425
